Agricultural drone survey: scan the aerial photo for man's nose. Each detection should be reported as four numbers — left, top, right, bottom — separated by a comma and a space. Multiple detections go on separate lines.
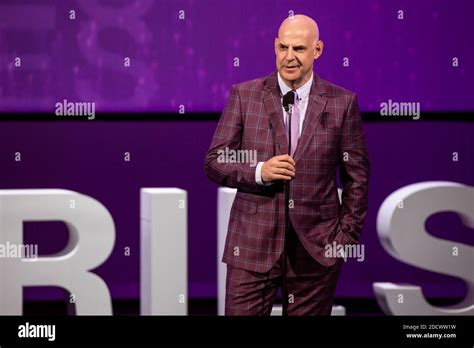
285, 47, 294, 61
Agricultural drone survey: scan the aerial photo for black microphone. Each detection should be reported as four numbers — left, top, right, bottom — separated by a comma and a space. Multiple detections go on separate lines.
282, 90, 295, 113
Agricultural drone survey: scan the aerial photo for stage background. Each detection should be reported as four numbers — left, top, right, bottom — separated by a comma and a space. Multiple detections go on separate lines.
0, 0, 473, 308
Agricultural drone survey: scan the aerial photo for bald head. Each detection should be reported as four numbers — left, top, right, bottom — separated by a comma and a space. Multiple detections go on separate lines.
278, 15, 320, 46
274, 14, 323, 89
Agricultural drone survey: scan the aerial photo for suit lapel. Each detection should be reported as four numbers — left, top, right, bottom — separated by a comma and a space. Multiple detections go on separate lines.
263, 71, 328, 160
263, 72, 288, 153
293, 74, 328, 162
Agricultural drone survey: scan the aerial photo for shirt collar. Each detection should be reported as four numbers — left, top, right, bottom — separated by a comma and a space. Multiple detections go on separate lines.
277, 71, 313, 102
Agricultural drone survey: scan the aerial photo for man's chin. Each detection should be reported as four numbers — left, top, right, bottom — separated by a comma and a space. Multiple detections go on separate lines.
279, 71, 301, 83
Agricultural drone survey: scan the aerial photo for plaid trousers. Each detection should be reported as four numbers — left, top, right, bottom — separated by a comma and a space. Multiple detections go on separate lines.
225, 223, 344, 316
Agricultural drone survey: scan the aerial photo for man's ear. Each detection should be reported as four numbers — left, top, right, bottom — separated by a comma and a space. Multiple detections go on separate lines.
274, 38, 279, 55
314, 40, 324, 59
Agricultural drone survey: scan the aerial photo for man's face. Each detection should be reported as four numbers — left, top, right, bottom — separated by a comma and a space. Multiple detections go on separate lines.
274, 27, 322, 88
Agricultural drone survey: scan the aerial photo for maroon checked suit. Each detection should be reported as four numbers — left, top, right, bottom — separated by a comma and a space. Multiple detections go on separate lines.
204, 70, 370, 315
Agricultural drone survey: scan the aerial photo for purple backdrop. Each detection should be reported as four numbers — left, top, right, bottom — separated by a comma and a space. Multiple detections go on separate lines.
0, 0, 472, 112
0, 0, 473, 304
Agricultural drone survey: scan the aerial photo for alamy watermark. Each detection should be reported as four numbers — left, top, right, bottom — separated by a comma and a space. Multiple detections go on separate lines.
0, 242, 38, 260
324, 241, 365, 262
217, 147, 257, 167
380, 99, 420, 120
18, 322, 55, 341
55, 99, 95, 120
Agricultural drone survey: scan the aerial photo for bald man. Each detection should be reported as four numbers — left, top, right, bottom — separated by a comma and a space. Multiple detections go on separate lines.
205, 15, 370, 315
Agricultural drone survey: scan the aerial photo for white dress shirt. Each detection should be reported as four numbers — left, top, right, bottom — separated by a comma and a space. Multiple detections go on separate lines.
255, 72, 314, 185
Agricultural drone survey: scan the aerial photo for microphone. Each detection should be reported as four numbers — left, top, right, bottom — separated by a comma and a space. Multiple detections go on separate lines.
282, 90, 295, 159
282, 90, 295, 113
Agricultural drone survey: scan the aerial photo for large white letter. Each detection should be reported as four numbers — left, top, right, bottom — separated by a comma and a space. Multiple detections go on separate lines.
140, 188, 187, 315
0, 189, 115, 315
374, 182, 474, 315
217, 188, 237, 316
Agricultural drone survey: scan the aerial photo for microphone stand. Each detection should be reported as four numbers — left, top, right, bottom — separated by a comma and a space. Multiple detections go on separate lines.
282, 102, 293, 317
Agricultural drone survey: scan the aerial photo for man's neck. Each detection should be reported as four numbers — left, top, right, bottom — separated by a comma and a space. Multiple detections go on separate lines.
278, 71, 313, 93
280, 71, 313, 90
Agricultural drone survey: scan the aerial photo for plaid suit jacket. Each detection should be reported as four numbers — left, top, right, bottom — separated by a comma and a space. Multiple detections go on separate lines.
205, 71, 370, 273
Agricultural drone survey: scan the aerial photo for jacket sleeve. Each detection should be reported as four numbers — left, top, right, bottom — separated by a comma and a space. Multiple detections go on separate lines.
204, 84, 268, 194
334, 93, 370, 245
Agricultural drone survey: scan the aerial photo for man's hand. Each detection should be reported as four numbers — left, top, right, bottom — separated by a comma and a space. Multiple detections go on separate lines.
261, 155, 296, 183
